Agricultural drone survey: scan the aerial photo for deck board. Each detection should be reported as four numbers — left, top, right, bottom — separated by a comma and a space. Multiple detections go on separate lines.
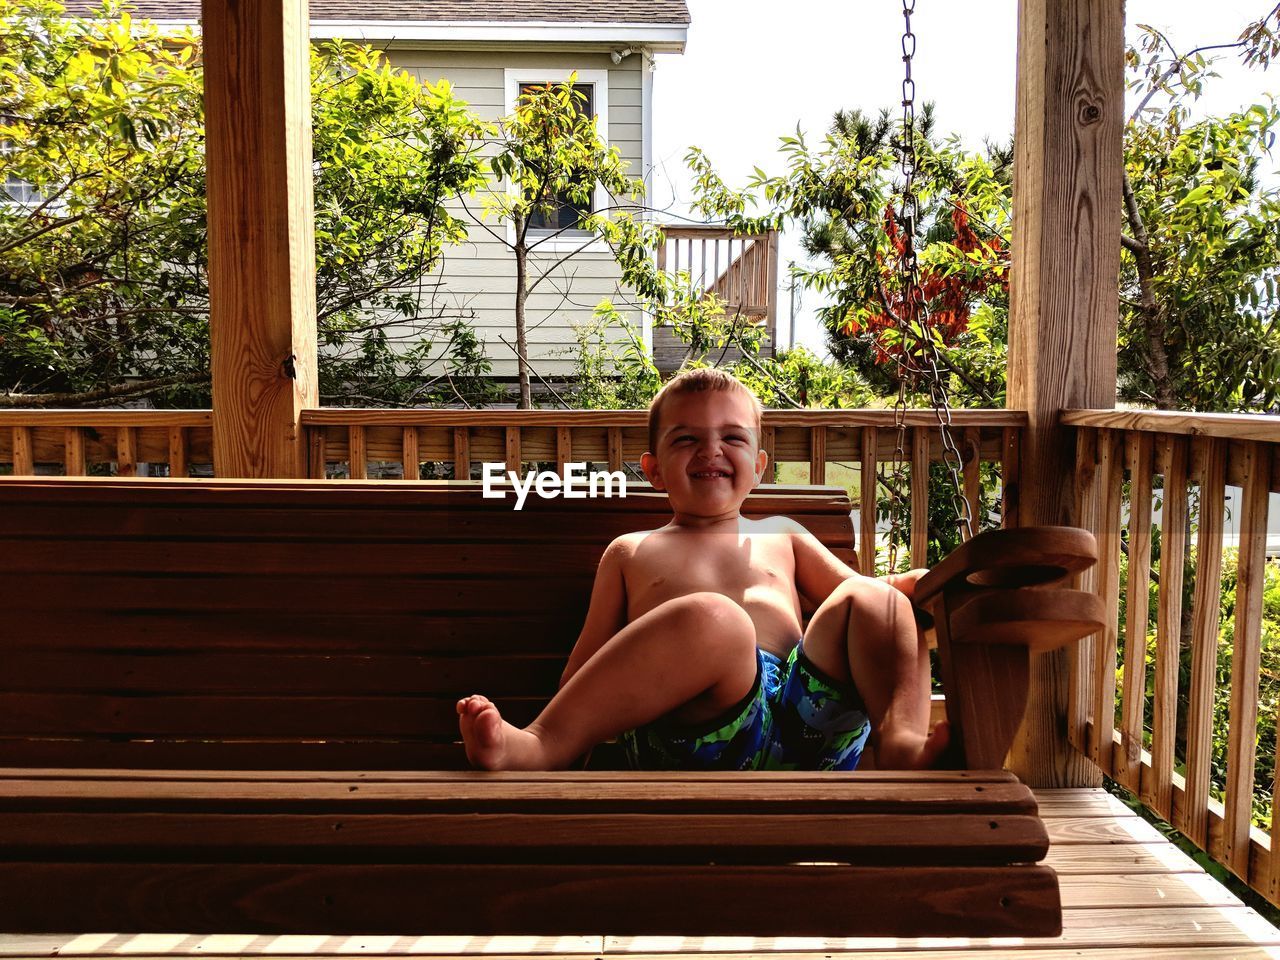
1, 788, 1276, 957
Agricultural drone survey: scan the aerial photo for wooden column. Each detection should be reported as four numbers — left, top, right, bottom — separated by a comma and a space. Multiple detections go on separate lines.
205, 0, 318, 478
1005, 0, 1124, 787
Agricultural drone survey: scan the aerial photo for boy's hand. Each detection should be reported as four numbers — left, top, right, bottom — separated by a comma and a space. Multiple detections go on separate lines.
880, 568, 929, 601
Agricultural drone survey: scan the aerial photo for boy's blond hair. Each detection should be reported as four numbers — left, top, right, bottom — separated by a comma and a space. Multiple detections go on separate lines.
647, 368, 764, 453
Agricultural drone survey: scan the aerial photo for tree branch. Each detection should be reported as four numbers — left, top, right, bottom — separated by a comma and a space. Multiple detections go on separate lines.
0, 371, 209, 408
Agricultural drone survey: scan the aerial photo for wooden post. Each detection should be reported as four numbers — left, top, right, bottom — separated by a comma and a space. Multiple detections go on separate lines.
1005, 0, 1124, 787
205, 0, 318, 478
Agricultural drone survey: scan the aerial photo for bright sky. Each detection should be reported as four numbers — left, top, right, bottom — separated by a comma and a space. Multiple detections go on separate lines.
650, 0, 1280, 355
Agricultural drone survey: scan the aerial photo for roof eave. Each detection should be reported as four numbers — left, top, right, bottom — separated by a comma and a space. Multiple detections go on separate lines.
140, 19, 689, 52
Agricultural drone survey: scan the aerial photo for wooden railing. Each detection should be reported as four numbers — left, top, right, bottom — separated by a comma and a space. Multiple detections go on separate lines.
656, 224, 779, 324
0, 407, 1024, 573
1063, 409, 1280, 905
300, 408, 1023, 573
0, 410, 213, 477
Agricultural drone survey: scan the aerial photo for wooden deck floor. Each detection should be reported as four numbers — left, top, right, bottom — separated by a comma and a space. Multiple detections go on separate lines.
1, 788, 1277, 959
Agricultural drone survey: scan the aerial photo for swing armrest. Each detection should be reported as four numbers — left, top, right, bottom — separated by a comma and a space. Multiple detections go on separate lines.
915, 528, 1103, 770
947, 588, 1106, 653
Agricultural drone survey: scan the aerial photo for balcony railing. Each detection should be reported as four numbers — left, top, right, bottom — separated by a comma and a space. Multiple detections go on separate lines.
0, 410, 212, 478
656, 224, 780, 324
651, 224, 783, 374
1064, 408, 1280, 906
1, 407, 1023, 574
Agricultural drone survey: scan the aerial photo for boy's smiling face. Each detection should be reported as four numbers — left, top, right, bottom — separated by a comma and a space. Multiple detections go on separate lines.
641, 388, 768, 519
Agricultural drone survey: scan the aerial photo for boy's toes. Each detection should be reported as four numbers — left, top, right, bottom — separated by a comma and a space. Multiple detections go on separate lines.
457, 695, 491, 717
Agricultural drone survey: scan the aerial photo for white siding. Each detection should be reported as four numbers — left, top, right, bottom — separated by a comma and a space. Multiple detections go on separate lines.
385, 47, 645, 380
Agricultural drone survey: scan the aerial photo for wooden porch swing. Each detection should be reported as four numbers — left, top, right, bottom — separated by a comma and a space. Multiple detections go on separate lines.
0, 0, 1124, 942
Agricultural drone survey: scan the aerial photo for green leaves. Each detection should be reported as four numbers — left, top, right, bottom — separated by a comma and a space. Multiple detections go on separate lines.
1120, 28, 1280, 411
1, 0, 494, 408
1177, 184, 1214, 207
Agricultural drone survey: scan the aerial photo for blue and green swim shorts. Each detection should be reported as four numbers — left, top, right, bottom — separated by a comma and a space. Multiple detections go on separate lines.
619, 643, 871, 771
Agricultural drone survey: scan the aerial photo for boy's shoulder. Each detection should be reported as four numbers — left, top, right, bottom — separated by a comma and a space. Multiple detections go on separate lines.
601, 527, 660, 562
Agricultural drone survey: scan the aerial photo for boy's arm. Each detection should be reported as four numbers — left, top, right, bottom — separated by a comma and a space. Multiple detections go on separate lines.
559, 536, 631, 688
787, 519, 859, 607
787, 519, 927, 604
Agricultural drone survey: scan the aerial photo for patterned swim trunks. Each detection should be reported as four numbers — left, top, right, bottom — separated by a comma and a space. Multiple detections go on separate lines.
620, 643, 871, 771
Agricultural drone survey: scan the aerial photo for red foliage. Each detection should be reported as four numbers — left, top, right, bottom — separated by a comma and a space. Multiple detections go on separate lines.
843, 201, 1006, 364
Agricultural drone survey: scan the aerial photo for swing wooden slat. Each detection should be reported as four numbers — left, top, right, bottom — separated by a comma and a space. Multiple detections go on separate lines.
0, 861, 1062, 936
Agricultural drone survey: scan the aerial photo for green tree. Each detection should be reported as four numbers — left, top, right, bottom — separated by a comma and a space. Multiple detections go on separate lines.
480, 77, 646, 408
0, 0, 492, 408
1119, 17, 1280, 410
683, 7, 1280, 416
683, 112, 1011, 415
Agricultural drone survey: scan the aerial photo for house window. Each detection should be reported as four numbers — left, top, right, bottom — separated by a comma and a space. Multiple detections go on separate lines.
504, 68, 610, 248
4, 175, 40, 205
519, 81, 594, 234
1, 141, 40, 205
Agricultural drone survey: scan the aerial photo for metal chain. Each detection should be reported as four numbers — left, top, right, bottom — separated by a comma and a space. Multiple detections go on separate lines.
886, 0, 973, 573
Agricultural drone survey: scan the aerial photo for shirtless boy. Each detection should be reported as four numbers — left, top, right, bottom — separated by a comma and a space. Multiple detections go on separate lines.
457, 368, 948, 772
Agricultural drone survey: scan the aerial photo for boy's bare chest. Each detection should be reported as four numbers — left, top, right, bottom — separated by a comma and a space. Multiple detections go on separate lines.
622, 534, 798, 617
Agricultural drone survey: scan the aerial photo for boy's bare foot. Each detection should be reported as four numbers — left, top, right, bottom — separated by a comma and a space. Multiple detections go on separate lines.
456, 695, 554, 770
875, 720, 952, 770
919, 719, 950, 769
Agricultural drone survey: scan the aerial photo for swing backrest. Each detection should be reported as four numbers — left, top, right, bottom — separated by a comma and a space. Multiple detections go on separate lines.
0, 477, 857, 771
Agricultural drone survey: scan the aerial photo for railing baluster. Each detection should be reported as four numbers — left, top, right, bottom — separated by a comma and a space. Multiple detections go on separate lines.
1001, 426, 1020, 528
750, 237, 758, 309
453, 427, 471, 480
556, 426, 572, 476
64, 427, 86, 477
168, 427, 189, 479
1147, 434, 1187, 820
910, 427, 929, 570
1090, 429, 1123, 773
607, 427, 622, 473
1179, 435, 1227, 848
859, 427, 878, 576
1223, 440, 1271, 878
12, 426, 33, 476
116, 427, 137, 477
961, 426, 981, 540
761, 425, 775, 481
1117, 430, 1154, 792
809, 425, 827, 485
1067, 426, 1099, 756
347, 425, 367, 480
309, 429, 327, 479
505, 426, 521, 474
401, 426, 419, 481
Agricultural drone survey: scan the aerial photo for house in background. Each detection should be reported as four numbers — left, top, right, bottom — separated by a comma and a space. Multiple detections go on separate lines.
64, 0, 778, 389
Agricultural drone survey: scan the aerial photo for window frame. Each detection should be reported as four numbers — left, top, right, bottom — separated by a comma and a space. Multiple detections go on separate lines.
502, 66, 610, 253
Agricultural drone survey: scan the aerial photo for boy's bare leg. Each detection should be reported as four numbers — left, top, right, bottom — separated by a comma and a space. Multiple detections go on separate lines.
458, 592, 759, 770
801, 575, 948, 770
